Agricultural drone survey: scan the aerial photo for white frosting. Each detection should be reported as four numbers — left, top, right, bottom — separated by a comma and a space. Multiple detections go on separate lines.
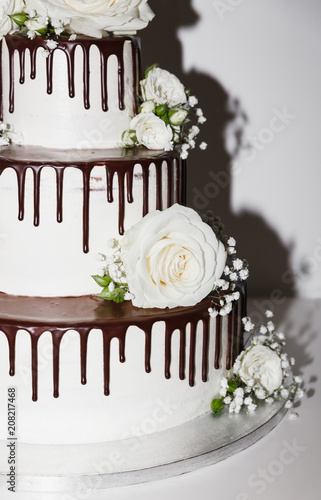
1, 38, 136, 149
0, 159, 175, 296
0, 316, 231, 444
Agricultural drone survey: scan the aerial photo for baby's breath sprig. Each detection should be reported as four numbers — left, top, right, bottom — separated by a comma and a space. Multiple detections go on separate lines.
204, 223, 249, 318
211, 310, 304, 419
92, 239, 134, 304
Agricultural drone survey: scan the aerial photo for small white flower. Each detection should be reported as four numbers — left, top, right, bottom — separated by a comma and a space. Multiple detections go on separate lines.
227, 237, 236, 247
198, 115, 207, 124
208, 308, 218, 318
244, 320, 255, 332
228, 247, 237, 255
199, 141, 208, 150
224, 265, 231, 276
189, 96, 198, 107
239, 268, 249, 280
255, 388, 266, 399
267, 321, 275, 332
270, 342, 279, 350
29, 10, 36, 18
285, 400, 293, 409
124, 292, 134, 301
294, 376, 302, 384
260, 325, 268, 335
108, 282, 115, 293
296, 389, 304, 399
233, 258, 243, 271
265, 310, 274, 318
27, 30, 36, 39
196, 108, 203, 117
69, 34, 77, 41
281, 360, 290, 369
290, 357, 295, 366
189, 125, 200, 138
229, 272, 238, 282
220, 302, 233, 316
244, 396, 252, 406
223, 396, 232, 404
277, 332, 285, 340
235, 387, 244, 398
46, 40, 58, 50
289, 412, 298, 420
281, 388, 289, 399
248, 403, 257, 412
265, 397, 274, 404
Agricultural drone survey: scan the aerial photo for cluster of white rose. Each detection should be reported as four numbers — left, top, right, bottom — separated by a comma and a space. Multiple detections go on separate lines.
122, 66, 207, 156
211, 310, 304, 419
208, 236, 249, 317
0, 121, 23, 146
0, 0, 154, 40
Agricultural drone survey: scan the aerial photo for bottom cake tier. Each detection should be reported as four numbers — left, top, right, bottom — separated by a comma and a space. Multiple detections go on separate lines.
0, 293, 245, 445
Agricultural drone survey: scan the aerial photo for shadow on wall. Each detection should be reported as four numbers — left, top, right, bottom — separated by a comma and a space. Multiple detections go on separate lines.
141, 0, 294, 299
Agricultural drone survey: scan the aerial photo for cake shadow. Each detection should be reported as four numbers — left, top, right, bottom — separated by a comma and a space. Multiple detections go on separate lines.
141, 0, 294, 299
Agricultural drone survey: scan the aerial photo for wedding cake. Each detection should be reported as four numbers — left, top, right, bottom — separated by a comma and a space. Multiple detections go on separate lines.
0, 1, 247, 445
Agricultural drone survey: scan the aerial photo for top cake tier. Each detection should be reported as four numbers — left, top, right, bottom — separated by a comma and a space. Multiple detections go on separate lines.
0, 35, 141, 149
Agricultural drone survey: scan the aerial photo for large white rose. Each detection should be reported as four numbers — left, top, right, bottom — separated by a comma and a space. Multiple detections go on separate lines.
141, 67, 187, 107
25, 0, 154, 37
130, 113, 173, 151
121, 204, 227, 309
237, 345, 283, 396
0, 0, 24, 39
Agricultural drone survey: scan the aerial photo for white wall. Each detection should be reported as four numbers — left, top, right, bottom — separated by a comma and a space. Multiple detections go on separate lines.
143, 0, 321, 298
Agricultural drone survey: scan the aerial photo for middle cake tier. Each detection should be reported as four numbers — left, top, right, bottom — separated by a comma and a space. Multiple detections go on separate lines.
0, 146, 186, 297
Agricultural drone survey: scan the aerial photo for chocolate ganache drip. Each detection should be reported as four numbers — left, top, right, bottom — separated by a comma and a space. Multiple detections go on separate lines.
0, 35, 141, 118
0, 293, 243, 401
0, 146, 186, 253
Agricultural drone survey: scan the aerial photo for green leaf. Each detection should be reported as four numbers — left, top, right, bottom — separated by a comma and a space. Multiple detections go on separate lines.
36, 28, 48, 36
144, 64, 158, 78
211, 398, 224, 414
97, 287, 113, 300
111, 288, 126, 303
227, 380, 239, 393
155, 104, 167, 117
92, 275, 112, 288
9, 13, 28, 26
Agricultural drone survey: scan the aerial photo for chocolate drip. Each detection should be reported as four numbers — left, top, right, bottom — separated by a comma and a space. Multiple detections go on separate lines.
79, 328, 90, 385
226, 312, 233, 370
0, 292, 244, 401
2, 35, 141, 115
0, 148, 183, 253
214, 315, 221, 370
52, 330, 65, 398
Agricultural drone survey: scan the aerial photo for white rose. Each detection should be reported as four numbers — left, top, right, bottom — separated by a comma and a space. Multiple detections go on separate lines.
141, 67, 187, 107
25, 0, 154, 37
0, 0, 24, 38
237, 345, 283, 396
130, 113, 173, 151
121, 204, 227, 309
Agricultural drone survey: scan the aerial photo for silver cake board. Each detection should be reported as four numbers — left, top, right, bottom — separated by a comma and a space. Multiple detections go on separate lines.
0, 399, 287, 494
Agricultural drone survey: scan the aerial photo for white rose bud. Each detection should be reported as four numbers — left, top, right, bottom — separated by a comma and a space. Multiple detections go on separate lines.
122, 129, 137, 148
139, 100, 155, 114
168, 108, 188, 126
